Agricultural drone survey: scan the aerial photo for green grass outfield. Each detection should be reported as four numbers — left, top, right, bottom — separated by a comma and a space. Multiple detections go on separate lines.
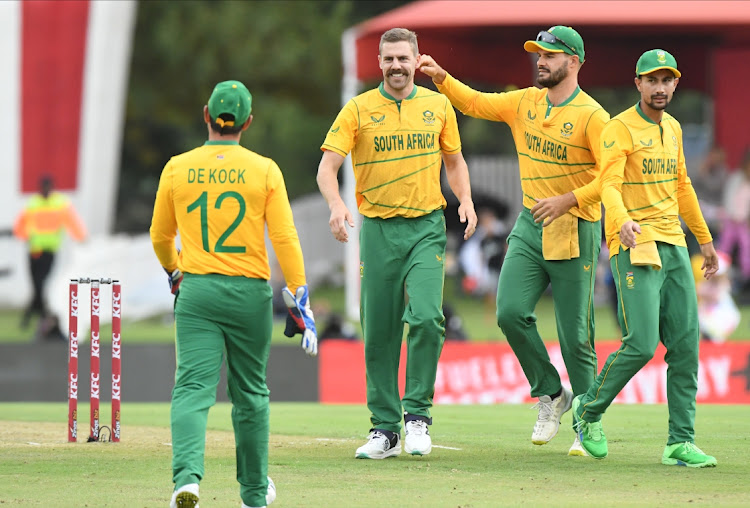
1, 402, 748, 507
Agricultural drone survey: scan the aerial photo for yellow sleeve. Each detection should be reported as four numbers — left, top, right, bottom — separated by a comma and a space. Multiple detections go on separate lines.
149, 160, 180, 271
440, 97, 461, 154
436, 73, 516, 123
675, 129, 713, 244
599, 120, 633, 231
321, 100, 359, 157
265, 161, 306, 292
572, 108, 610, 208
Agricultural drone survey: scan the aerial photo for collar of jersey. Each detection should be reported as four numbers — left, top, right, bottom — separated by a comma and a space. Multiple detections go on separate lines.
545, 86, 581, 108
379, 82, 418, 102
635, 102, 658, 124
204, 140, 239, 145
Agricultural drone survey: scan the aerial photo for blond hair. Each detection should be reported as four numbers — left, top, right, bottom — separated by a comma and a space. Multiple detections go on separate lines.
379, 28, 419, 56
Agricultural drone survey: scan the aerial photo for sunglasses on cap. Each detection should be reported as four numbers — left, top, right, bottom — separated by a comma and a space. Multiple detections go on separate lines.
536, 31, 576, 56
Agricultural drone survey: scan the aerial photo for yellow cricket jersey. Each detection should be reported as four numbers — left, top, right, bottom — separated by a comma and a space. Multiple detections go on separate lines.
321, 83, 461, 219
437, 74, 609, 221
599, 103, 712, 257
150, 140, 306, 290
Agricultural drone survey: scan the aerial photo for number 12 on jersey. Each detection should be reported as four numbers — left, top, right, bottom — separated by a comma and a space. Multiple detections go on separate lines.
187, 191, 246, 253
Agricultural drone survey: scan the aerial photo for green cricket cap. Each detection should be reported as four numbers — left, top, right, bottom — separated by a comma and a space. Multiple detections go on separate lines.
635, 49, 681, 78
524, 26, 585, 62
207, 80, 252, 127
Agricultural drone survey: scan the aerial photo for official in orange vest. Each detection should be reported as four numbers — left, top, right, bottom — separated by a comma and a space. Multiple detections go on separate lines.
13, 176, 87, 328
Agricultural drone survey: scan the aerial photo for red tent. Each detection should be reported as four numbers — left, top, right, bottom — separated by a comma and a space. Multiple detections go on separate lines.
346, 0, 750, 165
338, 0, 750, 319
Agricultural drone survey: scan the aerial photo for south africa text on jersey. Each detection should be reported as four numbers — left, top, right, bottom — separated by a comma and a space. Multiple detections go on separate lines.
642, 157, 677, 175
187, 168, 246, 184
524, 131, 568, 161
374, 133, 436, 152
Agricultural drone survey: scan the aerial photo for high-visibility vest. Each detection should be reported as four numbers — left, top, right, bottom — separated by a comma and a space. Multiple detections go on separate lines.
13, 192, 87, 254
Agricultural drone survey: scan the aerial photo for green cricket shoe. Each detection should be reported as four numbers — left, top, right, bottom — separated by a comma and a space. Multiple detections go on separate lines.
662, 442, 717, 468
571, 395, 608, 459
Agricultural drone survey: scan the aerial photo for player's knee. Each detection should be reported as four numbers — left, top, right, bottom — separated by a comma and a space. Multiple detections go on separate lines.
407, 310, 442, 335
496, 299, 530, 331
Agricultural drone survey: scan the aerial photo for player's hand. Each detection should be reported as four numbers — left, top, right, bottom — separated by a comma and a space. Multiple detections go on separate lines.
165, 267, 183, 295
328, 201, 354, 243
619, 221, 640, 249
458, 200, 478, 240
417, 54, 447, 84
531, 192, 578, 226
699, 241, 719, 280
282, 285, 318, 356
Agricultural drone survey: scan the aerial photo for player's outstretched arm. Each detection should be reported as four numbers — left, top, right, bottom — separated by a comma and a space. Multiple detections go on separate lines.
418, 54, 447, 84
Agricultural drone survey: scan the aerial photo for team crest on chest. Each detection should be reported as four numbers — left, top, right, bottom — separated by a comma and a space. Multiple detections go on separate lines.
422, 110, 435, 125
560, 122, 574, 138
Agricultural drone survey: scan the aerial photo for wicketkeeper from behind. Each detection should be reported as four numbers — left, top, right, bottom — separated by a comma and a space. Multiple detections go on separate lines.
150, 80, 317, 508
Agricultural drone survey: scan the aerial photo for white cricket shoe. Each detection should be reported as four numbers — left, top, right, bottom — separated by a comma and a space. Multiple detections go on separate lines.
240, 476, 276, 508
355, 430, 401, 459
531, 387, 573, 445
404, 420, 432, 456
568, 435, 589, 456
170, 483, 199, 508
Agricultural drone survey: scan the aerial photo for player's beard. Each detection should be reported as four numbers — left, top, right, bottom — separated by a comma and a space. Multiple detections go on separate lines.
537, 64, 568, 88
645, 94, 670, 111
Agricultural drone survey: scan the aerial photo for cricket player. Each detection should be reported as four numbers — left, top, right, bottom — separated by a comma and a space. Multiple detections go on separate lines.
419, 26, 609, 455
317, 28, 477, 459
151, 80, 317, 508
571, 50, 718, 468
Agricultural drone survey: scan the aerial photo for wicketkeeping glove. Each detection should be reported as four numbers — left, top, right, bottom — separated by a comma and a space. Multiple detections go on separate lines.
282, 285, 318, 356
165, 267, 183, 295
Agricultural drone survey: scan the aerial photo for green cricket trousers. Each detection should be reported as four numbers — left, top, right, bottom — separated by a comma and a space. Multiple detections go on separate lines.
172, 273, 273, 508
497, 208, 600, 397
360, 210, 447, 434
579, 243, 700, 445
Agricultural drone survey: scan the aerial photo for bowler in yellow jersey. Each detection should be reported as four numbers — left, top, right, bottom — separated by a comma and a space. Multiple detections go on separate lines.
571, 50, 719, 467
419, 26, 609, 455
151, 80, 316, 508
318, 28, 477, 459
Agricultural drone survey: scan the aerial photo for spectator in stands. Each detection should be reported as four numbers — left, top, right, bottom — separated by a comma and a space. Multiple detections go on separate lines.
693, 145, 728, 229
458, 206, 508, 301
319, 311, 360, 341
443, 303, 469, 341
720, 150, 750, 289
691, 251, 740, 343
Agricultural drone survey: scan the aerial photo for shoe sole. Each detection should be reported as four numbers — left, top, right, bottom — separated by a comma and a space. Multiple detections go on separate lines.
355, 445, 402, 459
404, 444, 432, 456
568, 442, 588, 457
175, 492, 199, 508
662, 458, 717, 468
532, 388, 574, 445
